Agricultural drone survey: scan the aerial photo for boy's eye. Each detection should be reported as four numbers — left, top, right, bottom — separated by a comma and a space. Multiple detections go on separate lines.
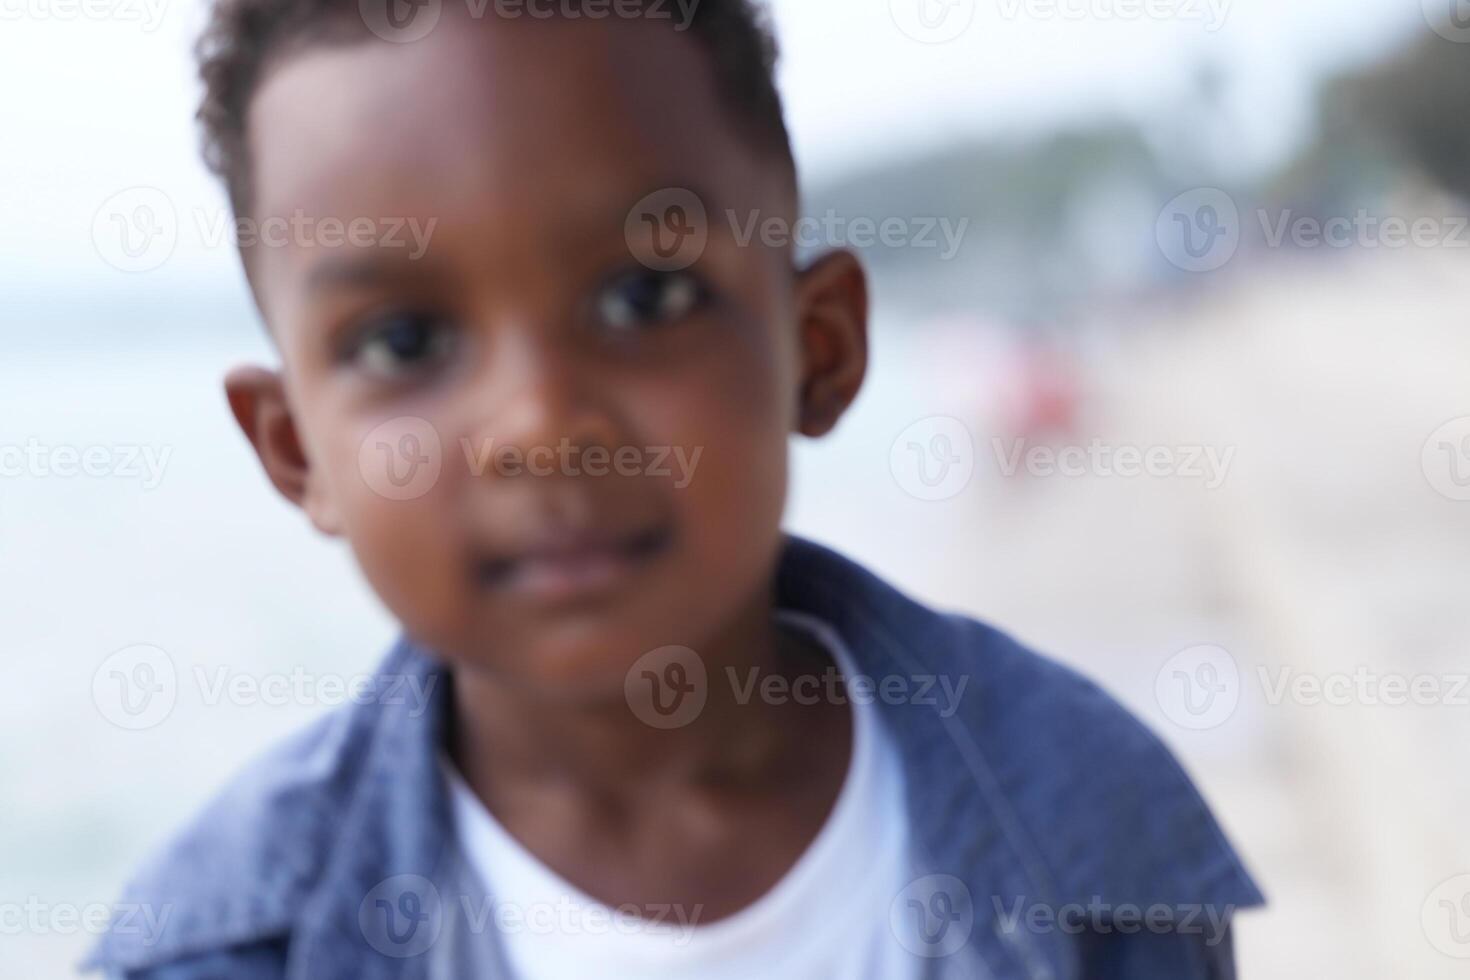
595, 270, 706, 331
347, 312, 455, 378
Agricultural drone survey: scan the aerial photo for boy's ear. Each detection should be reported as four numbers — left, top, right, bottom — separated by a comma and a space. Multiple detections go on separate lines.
224, 365, 343, 536
794, 249, 869, 437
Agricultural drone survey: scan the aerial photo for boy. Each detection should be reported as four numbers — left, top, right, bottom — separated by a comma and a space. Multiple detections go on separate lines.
86, 1, 1262, 976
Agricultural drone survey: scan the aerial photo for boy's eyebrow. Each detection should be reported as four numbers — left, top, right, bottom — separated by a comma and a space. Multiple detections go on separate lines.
302, 254, 423, 295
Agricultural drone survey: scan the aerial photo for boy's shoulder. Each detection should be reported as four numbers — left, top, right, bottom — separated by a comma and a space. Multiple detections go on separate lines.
940, 612, 1259, 906
82, 644, 423, 977
777, 536, 1263, 911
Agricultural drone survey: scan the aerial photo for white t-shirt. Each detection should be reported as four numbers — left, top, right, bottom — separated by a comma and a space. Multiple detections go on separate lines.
441, 610, 921, 980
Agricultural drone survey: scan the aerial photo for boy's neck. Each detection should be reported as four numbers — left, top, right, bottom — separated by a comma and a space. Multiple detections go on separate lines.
446, 590, 838, 812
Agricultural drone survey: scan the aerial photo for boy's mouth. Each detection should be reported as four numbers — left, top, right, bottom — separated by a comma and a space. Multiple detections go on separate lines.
473, 522, 673, 603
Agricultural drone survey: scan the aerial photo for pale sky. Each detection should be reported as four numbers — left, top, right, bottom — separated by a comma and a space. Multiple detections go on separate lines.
0, 0, 1426, 292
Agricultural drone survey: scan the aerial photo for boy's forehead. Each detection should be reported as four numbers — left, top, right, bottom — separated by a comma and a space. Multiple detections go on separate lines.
247, 16, 786, 230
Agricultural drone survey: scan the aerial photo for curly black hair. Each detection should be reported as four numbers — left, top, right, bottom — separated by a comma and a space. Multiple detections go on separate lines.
195, 0, 794, 217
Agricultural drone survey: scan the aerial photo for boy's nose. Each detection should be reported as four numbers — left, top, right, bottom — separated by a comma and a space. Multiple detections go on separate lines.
466, 336, 622, 471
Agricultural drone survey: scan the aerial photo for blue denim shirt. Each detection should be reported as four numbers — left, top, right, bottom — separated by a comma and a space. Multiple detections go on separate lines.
84, 536, 1263, 979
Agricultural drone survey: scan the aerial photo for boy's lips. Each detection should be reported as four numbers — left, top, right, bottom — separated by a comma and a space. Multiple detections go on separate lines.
473, 522, 673, 603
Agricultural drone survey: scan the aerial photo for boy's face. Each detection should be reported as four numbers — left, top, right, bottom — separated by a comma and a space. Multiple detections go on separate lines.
226, 15, 866, 697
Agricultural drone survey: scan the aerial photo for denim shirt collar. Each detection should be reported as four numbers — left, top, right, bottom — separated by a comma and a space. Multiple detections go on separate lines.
87, 535, 1261, 979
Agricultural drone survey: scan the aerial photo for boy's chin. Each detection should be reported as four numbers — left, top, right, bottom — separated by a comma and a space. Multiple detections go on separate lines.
442, 611, 701, 704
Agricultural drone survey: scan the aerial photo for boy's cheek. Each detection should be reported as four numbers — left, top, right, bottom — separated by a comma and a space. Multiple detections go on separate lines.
342, 501, 469, 649
667, 425, 788, 580
309, 419, 466, 621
